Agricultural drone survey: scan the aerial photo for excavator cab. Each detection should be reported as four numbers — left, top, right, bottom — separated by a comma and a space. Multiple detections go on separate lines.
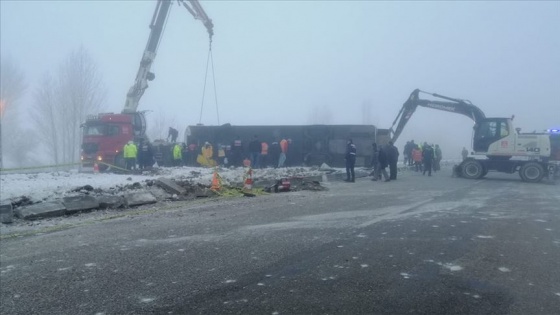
472, 118, 512, 155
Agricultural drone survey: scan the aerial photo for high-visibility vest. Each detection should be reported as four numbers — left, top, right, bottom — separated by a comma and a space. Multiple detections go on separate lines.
280, 139, 288, 153
261, 142, 269, 155
123, 143, 137, 158
173, 144, 182, 160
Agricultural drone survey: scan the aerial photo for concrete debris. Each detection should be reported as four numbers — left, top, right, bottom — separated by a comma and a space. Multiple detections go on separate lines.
63, 196, 100, 214
97, 195, 124, 209
300, 180, 327, 191
10, 196, 33, 208
124, 191, 157, 207
15, 201, 66, 220
2, 166, 331, 222
127, 182, 143, 190
194, 187, 216, 198
1, 200, 13, 224
156, 177, 187, 195
71, 185, 94, 192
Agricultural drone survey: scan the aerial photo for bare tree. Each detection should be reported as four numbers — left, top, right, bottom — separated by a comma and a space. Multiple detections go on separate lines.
32, 46, 106, 165
31, 73, 60, 164
0, 57, 29, 168
147, 110, 178, 141
307, 105, 333, 124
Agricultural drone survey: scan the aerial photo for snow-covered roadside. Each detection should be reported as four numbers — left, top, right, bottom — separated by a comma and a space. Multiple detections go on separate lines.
0, 166, 327, 203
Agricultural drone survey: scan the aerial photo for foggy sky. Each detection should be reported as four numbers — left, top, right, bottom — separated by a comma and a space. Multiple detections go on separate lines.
1, 1, 559, 160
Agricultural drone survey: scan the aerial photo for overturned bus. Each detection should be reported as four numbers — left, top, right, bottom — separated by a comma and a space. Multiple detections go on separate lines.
178, 124, 390, 168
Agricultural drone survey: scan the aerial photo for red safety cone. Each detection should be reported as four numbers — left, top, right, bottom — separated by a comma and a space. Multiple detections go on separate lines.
93, 163, 100, 174
211, 169, 222, 191
243, 167, 253, 191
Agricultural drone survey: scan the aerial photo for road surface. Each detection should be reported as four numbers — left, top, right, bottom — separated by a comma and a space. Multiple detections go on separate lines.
1, 168, 559, 314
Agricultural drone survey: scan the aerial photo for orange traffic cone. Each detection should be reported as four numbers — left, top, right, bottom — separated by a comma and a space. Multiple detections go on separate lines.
93, 163, 100, 174
211, 169, 222, 191
243, 167, 253, 191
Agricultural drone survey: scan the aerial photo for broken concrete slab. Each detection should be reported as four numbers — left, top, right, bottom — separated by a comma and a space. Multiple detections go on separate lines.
194, 187, 216, 198
97, 195, 124, 209
1, 200, 13, 224
156, 177, 186, 195
15, 201, 66, 220
124, 191, 157, 207
62, 196, 100, 214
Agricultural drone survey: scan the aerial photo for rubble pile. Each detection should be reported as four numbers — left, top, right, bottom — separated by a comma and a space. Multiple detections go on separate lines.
0, 166, 338, 223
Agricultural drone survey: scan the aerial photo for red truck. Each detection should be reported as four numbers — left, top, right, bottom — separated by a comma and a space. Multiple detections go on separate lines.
80, 0, 213, 171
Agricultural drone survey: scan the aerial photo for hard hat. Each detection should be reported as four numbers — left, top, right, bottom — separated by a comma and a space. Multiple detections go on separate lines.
128, 140, 133, 144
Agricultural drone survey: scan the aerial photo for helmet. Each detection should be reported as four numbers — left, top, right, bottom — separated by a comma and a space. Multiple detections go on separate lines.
128, 140, 133, 144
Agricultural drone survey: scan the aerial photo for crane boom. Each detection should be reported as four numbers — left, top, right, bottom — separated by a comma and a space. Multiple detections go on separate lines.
122, 0, 214, 114
389, 89, 486, 143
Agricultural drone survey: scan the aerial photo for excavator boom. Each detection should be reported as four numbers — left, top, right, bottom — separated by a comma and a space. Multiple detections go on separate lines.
389, 89, 486, 143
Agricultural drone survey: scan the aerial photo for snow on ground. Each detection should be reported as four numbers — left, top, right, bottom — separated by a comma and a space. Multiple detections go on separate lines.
0, 166, 326, 202
1, 160, 459, 203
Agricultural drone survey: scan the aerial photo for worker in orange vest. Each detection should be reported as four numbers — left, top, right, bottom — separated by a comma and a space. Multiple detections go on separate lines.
412, 145, 423, 172
260, 141, 269, 168
278, 138, 288, 168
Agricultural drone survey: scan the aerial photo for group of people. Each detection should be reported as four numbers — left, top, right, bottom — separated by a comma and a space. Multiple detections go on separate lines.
122, 140, 156, 171
344, 139, 400, 183
403, 140, 443, 176
229, 136, 289, 169
343, 138, 446, 183
176, 135, 292, 169
121, 135, 293, 170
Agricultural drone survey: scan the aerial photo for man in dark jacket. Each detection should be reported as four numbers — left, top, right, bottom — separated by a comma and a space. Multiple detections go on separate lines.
269, 140, 280, 168
408, 140, 416, 165
138, 140, 153, 170
370, 142, 379, 181
378, 146, 390, 182
344, 139, 357, 182
403, 141, 411, 166
248, 135, 261, 168
387, 141, 400, 180
434, 144, 442, 172
231, 136, 243, 167
422, 143, 435, 176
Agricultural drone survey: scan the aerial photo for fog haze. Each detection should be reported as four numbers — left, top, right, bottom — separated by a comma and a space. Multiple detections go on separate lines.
1, 0, 559, 160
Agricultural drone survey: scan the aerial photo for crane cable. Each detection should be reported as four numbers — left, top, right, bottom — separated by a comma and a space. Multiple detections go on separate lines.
199, 40, 220, 125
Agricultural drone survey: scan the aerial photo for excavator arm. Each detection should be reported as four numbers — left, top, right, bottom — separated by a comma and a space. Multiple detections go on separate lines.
122, 0, 214, 114
389, 89, 486, 143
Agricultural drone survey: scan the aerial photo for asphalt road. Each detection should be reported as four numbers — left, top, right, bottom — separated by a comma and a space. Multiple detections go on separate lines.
1, 168, 559, 315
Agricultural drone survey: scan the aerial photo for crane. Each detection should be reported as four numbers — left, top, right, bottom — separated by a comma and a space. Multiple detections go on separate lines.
81, 0, 214, 172
122, 0, 214, 114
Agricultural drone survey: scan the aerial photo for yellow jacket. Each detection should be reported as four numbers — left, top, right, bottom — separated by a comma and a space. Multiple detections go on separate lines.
173, 144, 182, 160
202, 145, 213, 159
123, 143, 137, 158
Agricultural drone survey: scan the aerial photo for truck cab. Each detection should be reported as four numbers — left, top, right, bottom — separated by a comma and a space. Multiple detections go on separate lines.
81, 113, 145, 170
473, 118, 552, 159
